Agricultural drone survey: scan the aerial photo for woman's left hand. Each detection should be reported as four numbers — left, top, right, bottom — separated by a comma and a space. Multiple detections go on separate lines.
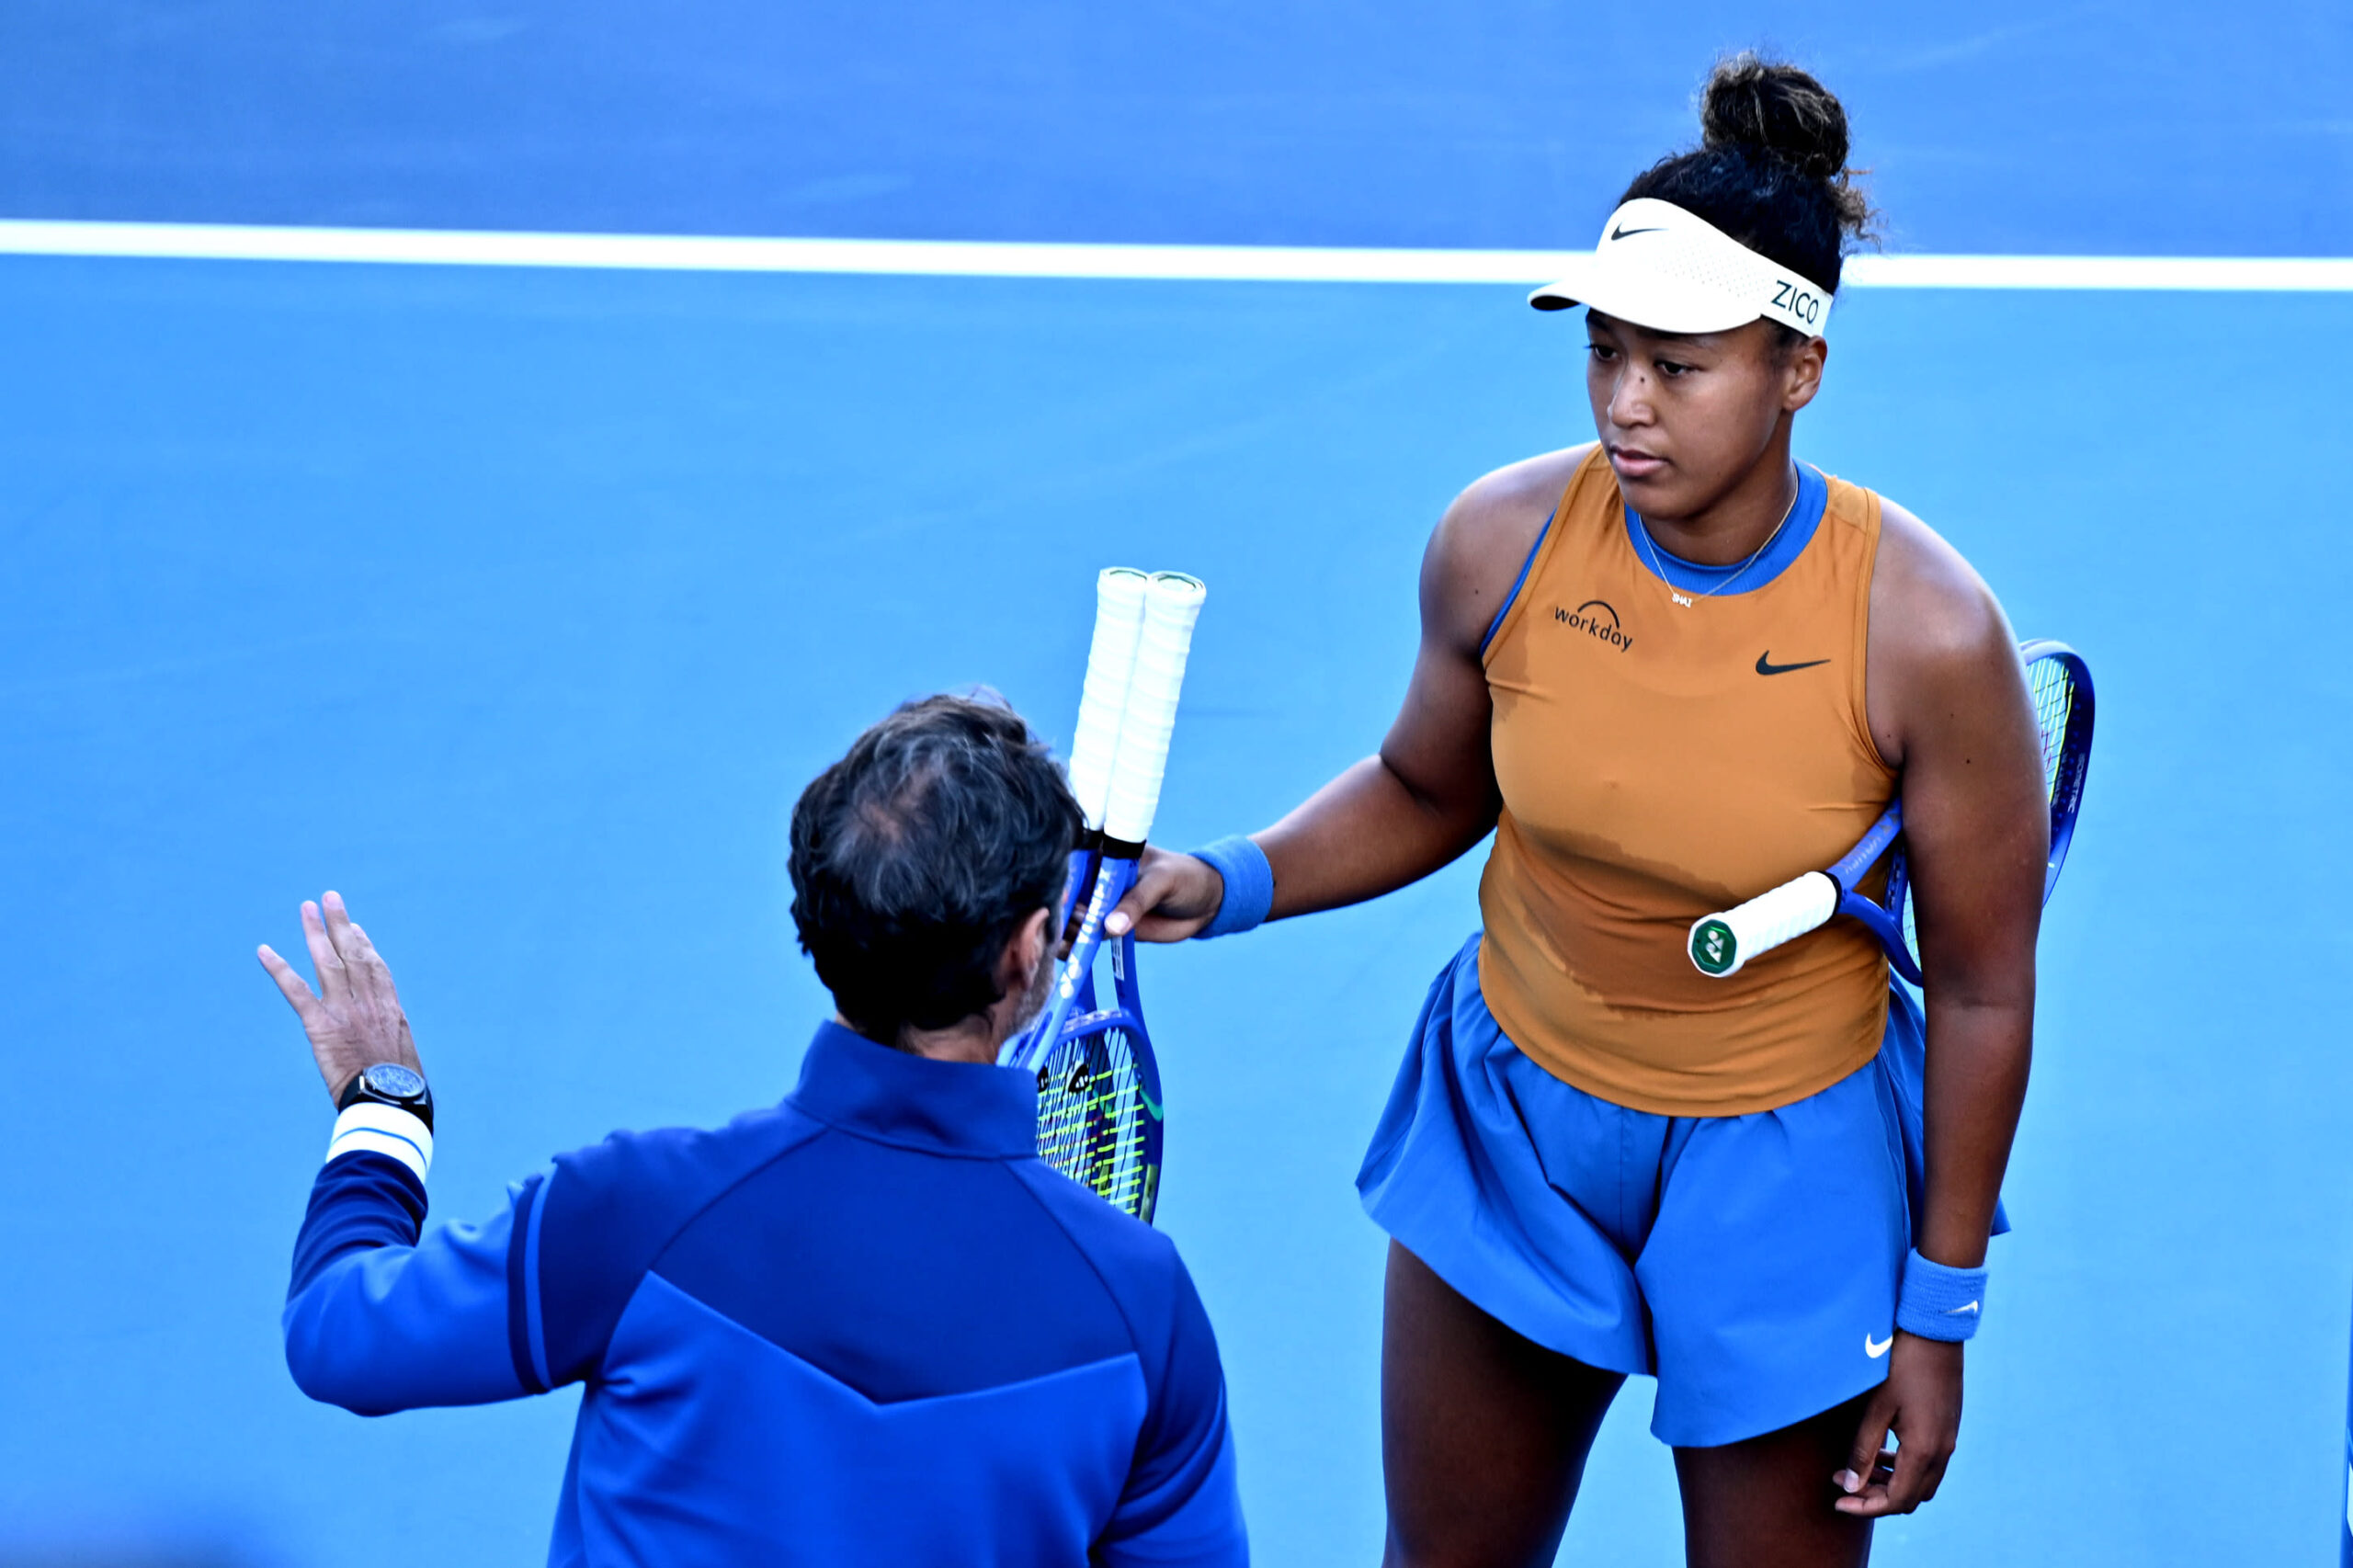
1832, 1333, 1961, 1517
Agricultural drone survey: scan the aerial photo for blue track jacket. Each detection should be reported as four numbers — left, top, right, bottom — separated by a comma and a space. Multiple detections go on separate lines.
284, 1021, 1247, 1567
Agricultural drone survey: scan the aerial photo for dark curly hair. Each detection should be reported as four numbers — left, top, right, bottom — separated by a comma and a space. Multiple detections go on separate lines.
1622, 53, 1879, 333
789, 692, 1079, 1046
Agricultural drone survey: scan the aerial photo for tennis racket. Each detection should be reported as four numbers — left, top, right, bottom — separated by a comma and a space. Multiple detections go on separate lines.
1011, 568, 1208, 1223
1688, 639, 2094, 985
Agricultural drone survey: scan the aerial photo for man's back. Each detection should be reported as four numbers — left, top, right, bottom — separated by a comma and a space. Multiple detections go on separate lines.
285, 1022, 1244, 1566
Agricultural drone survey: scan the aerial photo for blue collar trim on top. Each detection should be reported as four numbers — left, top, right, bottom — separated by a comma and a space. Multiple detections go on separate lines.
1626, 461, 1826, 597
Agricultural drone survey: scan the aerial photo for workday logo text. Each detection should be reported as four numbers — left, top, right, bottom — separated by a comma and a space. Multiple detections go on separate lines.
1555, 599, 1632, 653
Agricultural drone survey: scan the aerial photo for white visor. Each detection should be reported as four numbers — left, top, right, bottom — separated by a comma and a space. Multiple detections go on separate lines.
1529, 198, 1833, 338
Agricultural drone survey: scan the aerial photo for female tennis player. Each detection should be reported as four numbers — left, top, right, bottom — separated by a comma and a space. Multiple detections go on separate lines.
1108, 56, 2046, 1568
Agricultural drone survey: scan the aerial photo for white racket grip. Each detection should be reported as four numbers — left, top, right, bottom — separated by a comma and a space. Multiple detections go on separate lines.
1101, 572, 1206, 845
1066, 568, 1152, 829
1688, 870, 1838, 978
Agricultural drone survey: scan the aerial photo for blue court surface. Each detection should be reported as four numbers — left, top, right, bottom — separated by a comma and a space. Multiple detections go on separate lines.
4, 6, 2351, 1566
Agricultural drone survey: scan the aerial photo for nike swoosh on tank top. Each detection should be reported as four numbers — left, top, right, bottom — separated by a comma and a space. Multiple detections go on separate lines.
1477, 445, 1897, 1116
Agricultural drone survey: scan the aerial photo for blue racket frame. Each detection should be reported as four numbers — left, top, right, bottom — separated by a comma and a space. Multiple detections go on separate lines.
1014, 845, 1131, 1071
1010, 844, 1166, 1224
1828, 639, 2096, 988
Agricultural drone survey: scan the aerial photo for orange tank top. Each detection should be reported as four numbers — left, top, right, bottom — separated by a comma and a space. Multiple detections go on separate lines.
1477, 445, 1897, 1116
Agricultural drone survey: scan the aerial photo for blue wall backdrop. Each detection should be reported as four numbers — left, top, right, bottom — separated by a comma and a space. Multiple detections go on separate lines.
3, 6, 2350, 1567
5, 1, 2351, 255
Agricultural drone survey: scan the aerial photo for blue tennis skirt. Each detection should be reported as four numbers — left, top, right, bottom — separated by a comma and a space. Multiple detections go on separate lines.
1357, 933, 2007, 1449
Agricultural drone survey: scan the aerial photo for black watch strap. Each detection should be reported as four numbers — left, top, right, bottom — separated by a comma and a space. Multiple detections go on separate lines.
337, 1062, 435, 1133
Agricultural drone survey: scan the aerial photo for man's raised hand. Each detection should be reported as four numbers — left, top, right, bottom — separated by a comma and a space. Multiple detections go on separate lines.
258, 891, 424, 1105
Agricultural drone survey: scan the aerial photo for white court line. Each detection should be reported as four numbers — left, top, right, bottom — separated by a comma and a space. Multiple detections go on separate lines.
0, 219, 2349, 291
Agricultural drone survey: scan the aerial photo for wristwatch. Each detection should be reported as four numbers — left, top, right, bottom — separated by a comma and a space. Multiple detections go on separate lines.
337, 1062, 435, 1133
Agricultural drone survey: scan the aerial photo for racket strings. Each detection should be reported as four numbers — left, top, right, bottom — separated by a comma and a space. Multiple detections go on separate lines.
1034, 1025, 1154, 1217
2030, 660, 2079, 804
1893, 657, 2083, 978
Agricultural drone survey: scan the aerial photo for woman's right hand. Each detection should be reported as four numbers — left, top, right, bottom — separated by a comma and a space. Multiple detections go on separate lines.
1093, 454, 1551, 951
1105, 846, 1227, 943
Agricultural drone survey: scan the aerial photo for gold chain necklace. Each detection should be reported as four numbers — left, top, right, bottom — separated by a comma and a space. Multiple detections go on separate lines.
1633, 467, 1800, 606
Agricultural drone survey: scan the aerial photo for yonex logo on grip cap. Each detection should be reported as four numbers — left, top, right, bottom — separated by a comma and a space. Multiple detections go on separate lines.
1691, 919, 1737, 975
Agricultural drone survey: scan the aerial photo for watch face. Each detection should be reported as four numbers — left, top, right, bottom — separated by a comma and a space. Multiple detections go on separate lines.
362, 1063, 426, 1101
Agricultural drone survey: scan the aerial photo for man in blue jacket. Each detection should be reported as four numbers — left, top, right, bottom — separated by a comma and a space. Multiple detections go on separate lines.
261, 693, 1247, 1566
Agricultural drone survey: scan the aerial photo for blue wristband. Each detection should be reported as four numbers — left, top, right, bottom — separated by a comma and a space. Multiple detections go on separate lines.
1895, 1249, 1988, 1342
1189, 835, 1273, 939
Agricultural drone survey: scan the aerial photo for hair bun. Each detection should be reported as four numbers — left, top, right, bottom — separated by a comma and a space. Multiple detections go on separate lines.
1700, 53, 1849, 183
